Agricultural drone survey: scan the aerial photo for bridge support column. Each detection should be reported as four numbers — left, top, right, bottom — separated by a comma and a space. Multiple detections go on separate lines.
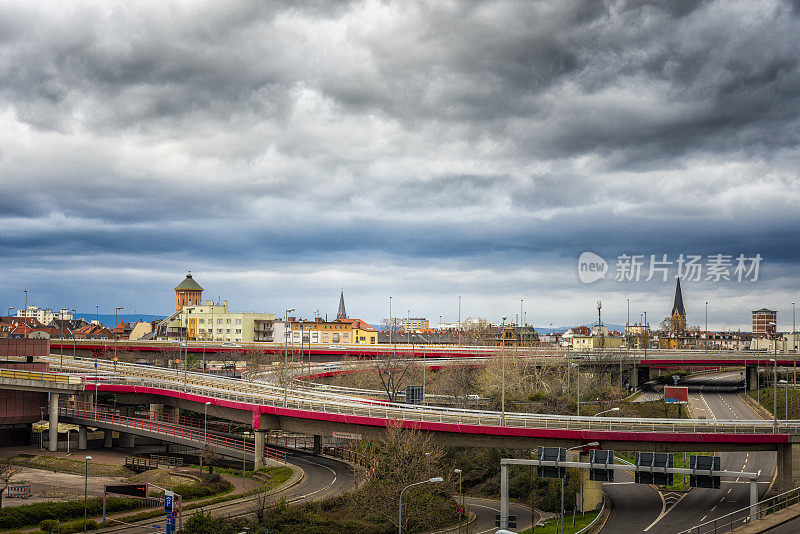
631, 365, 650, 389
48, 392, 59, 452
500, 462, 509, 529
103, 429, 113, 448
119, 432, 136, 448
78, 426, 88, 450
149, 404, 163, 420
745, 365, 758, 391
254, 431, 265, 470
777, 442, 800, 492
313, 435, 322, 455
578, 452, 603, 512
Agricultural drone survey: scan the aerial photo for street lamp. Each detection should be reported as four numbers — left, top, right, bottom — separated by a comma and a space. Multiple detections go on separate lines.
242, 431, 251, 498
283, 309, 294, 408
458, 296, 462, 347
705, 301, 709, 353
573, 363, 580, 416
114, 306, 123, 362
72, 309, 77, 359
204, 401, 211, 445
594, 407, 620, 417
23, 289, 27, 337
559, 443, 599, 534
84, 456, 92, 532
454, 468, 463, 527
771, 355, 777, 433
398, 477, 444, 534
501, 316, 507, 426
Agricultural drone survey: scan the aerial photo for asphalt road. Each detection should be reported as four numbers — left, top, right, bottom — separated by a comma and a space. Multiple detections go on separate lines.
97, 448, 354, 533
439, 496, 533, 534
601, 372, 775, 533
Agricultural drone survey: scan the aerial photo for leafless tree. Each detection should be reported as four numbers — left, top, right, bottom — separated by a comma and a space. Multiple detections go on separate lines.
0, 458, 21, 509
375, 353, 415, 402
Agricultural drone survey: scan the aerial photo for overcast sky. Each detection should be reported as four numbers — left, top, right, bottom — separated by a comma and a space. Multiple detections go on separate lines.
2, 0, 799, 330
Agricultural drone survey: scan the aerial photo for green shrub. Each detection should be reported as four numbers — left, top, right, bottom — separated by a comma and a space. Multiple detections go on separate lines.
0, 497, 140, 529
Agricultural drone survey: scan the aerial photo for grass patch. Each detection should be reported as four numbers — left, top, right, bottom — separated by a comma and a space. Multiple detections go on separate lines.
518, 511, 599, 534
749, 387, 800, 419
8, 455, 132, 477
0, 497, 141, 530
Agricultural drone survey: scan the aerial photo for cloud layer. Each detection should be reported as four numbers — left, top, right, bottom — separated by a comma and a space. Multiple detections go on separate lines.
1, 0, 799, 329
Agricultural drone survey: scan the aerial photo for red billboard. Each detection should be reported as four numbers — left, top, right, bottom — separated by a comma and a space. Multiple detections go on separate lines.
664, 386, 688, 404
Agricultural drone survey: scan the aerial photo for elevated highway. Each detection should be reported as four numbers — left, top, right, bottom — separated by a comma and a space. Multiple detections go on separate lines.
3, 354, 800, 493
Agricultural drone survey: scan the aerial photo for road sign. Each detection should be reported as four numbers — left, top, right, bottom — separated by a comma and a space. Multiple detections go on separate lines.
170, 510, 178, 519
690, 455, 721, 489
104, 484, 147, 499
495, 514, 517, 528
332, 431, 362, 441
635, 452, 674, 485
537, 447, 566, 479
589, 449, 615, 482
405, 385, 424, 404
664, 386, 688, 404
164, 490, 174, 534
456, 505, 464, 516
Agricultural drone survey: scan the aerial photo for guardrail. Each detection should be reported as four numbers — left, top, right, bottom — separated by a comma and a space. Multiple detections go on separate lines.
677, 486, 800, 533
0, 367, 82, 385
58, 404, 287, 464
41, 354, 800, 437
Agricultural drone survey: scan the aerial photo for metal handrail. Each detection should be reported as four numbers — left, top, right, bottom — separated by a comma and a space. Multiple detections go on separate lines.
40, 355, 800, 435
677, 486, 800, 533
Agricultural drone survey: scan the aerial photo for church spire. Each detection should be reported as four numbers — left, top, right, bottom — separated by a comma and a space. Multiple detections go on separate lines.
337, 289, 347, 320
672, 278, 686, 318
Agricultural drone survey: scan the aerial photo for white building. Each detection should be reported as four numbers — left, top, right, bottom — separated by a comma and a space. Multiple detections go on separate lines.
16, 306, 73, 324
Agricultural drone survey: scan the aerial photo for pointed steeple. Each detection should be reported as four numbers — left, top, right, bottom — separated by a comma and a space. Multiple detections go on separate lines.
672, 278, 686, 318
337, 289, 347, 320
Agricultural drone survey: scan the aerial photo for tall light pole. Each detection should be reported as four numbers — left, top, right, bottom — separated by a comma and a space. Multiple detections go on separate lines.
242, 431, 250, 498
626, 298, 630, 348
389, 296, 392, 346
705, 301, 709, 353
84, 456, 92, 532
114, 306, 123, 361
71, 309, 77, 359
458, 296, 462, 347
283, 309, 294, 407
771, 353, 777, 433
204, 401, 211, 445
520, 299, 523, 327
643, 311, 647, 359
573, 363, 580, 416
398, 477, 444, 534
95, 304, 99, 326
454, 468, 463, 529
23, 290, 28, 337
501, 316, 507, 426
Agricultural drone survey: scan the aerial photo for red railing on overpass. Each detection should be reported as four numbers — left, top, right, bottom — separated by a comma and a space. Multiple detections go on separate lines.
58, 402, 286, 464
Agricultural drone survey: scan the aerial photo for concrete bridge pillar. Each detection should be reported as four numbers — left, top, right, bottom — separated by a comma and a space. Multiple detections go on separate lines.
313, 434, 322, 455
630, 365, 650, 389
578, 452, 603, 512
149, 403, 163, 420
78, 426, 88, 450
777, 442, 800, 492
254, 431, 265, 470
103, 429, 113, 448
745, 365, 758, 391
48, 392, 59, 452
119, 432, 136, 448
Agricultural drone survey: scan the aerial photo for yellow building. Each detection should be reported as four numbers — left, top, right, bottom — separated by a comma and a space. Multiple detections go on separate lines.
572, 335, 624, 349
168, 301, 276, 343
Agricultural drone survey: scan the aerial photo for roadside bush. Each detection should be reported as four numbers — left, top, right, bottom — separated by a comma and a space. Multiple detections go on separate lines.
0, 497, 139, 529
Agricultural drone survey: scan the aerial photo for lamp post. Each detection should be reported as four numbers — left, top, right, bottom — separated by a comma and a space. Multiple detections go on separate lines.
771, 354, 777, 433
704, 301, 708, 352
242, 431, 250, 498
501, 316, 507, 426
72, 309, 77, 359
23, 289, 27, 338
84, 456, 92, 532
573, 363, 580, 415
643, 311, 647, 359
559, 443, 599, 534
114, 306, 123, 361
283, 309, 294, 407
204, 401, 211, 445
398, 477, 444, 534
95, 304, 99, 327
6, 306, 11, 318
389, 296, 392, 346
454, 468, 463, 527
458, 295, 462, 347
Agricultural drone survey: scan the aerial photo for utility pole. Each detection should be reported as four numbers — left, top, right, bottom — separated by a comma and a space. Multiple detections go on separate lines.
458, 296, 462, 347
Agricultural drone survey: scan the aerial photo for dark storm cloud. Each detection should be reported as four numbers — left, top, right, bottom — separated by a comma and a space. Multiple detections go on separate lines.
1, 0, 799, 325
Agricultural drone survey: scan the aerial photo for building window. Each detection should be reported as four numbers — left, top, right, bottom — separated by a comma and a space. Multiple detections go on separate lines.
217, 328, 222, 334
235, 329, 241, 334
199, 319, 205, 324
218, 319, 223, 324
226, 319, 231, 324
226, 329, 231, 334
235, 319, 241, 325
